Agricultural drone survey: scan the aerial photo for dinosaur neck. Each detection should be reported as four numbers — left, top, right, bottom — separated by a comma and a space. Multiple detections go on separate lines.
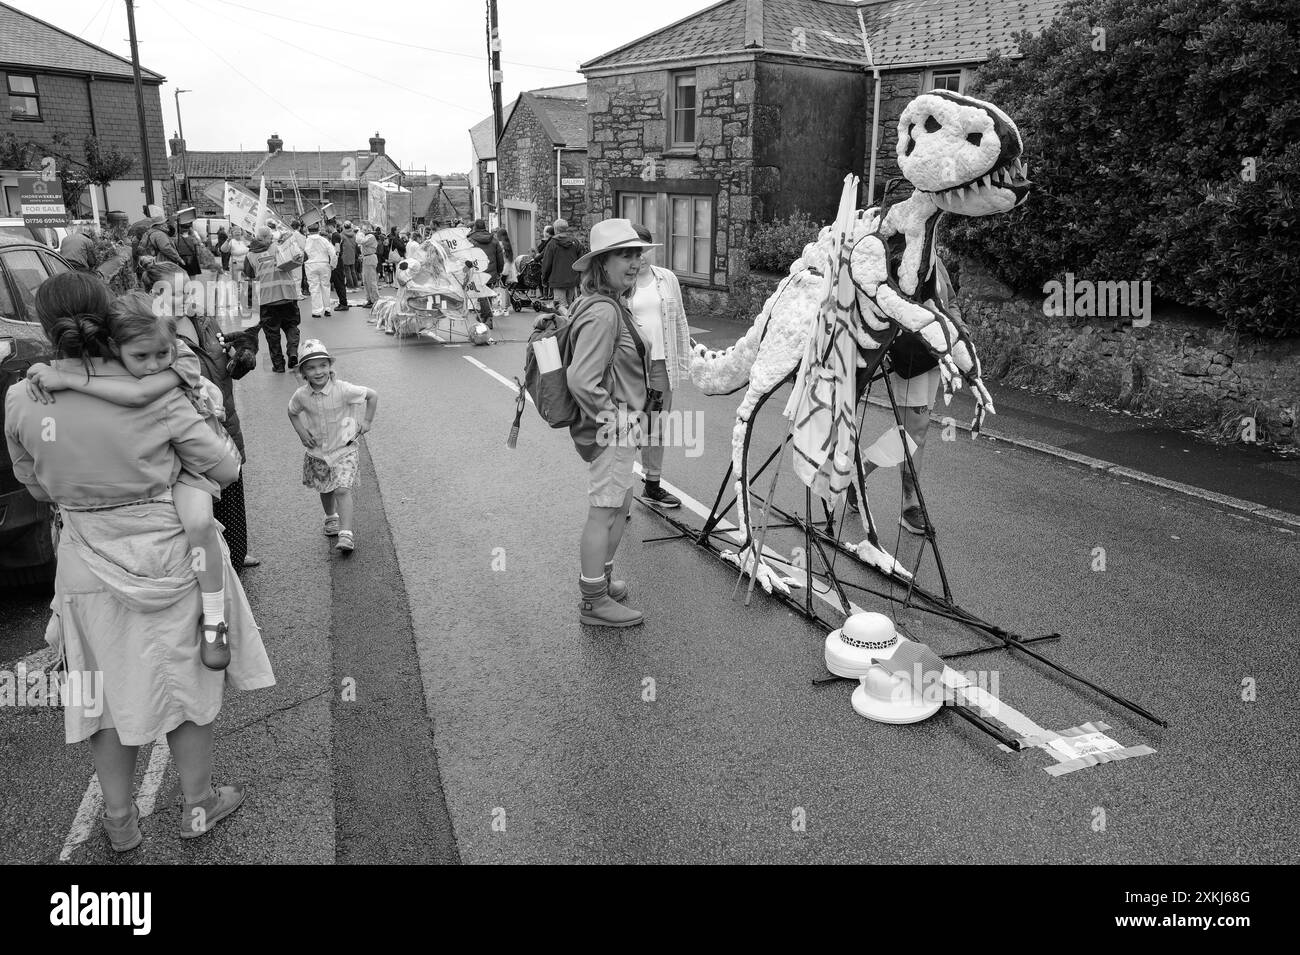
889, 191, 943, 298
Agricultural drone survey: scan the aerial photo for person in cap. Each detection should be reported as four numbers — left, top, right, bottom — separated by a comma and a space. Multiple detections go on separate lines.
244, 225, 305, 372
287, 340, 379, 555
565, 218, 657, 628
303, 222, 338, 317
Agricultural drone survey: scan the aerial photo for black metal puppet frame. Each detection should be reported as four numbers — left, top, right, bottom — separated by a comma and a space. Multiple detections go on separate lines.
639, 327, 1168, 751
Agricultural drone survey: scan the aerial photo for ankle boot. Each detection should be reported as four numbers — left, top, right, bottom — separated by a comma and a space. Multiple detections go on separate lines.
579, 576, 643, 628
604, 562, 629, 602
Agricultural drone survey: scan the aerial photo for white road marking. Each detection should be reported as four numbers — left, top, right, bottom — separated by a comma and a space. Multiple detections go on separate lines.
135, 738, 172, 818
463, 355, 533, 403
463, 353, 1073, 757
59, 774, 103, 861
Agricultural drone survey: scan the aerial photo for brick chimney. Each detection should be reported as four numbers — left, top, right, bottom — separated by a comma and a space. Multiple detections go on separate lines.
268, 132, 283, 153
169, 131, 185, 156
369, 131, 385, 155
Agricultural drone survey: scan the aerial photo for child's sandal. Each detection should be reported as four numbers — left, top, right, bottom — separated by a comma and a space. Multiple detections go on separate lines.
334, 531, 355, 554
200, 618, 230, 671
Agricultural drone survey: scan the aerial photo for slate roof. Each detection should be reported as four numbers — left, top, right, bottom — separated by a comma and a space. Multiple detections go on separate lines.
471, 82, 586, 160
528, 91, 589, 147
172, 151, 269, 179
172, 149, 404, 185
581, 0, 1064, 71
0, 1, 165, 81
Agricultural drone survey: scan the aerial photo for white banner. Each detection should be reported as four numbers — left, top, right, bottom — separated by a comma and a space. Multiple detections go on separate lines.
218, 180, 285, 234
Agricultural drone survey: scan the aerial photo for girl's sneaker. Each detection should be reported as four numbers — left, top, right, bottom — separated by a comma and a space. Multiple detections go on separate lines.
102, 802, 143, 853
323, 514, 340, 536
335, 531, 355, 553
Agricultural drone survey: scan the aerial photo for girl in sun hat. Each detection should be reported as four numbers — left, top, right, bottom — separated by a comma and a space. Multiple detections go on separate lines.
565, 218, 657, 628
287, 339, 379, 554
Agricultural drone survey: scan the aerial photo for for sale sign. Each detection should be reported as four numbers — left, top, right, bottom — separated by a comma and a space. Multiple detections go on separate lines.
18, 175, 69, 226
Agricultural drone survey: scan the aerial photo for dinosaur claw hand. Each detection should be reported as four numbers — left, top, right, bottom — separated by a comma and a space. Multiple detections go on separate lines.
850, 540, 914, 581
720, 548, 803, 596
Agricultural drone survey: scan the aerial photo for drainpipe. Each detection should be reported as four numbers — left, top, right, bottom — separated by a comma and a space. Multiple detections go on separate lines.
859, 8, 881, 206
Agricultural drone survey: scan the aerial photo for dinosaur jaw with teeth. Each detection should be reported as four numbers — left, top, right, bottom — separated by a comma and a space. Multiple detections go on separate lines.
928, 156, 1031, 215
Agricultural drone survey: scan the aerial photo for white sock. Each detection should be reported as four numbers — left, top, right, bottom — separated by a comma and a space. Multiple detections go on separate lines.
202, 590, 226, 626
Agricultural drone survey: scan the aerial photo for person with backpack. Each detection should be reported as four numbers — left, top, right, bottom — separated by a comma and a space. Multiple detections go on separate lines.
563, 219, 657, 628
466, 218, 504, 324
174, 224, 203, 278
542, 219, 583, 307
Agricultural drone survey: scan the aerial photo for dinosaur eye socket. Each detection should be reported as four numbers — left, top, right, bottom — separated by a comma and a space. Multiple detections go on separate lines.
924, 116, 941, 134
904, 123, 916, 156
966, 132, 982, 147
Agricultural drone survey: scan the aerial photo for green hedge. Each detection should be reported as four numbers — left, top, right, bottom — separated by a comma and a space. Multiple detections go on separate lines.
746, 210, 823, 274
943, 0, 1300, 337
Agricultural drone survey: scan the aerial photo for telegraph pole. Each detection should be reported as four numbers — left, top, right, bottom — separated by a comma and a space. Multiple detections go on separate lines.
125, 0, 155, 209
487, 0, 504, 142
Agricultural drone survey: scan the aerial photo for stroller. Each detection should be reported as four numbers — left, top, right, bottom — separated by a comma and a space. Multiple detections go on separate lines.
505, 252, 556, 313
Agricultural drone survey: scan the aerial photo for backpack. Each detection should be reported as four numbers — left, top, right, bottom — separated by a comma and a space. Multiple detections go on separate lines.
522, 294, 643, 430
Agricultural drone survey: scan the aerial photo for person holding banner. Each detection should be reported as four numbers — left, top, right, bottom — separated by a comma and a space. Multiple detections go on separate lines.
244, 226, 304, 373
304, 223, 337, 317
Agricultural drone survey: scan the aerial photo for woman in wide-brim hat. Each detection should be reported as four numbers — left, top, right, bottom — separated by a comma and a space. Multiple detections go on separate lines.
565, 218, 658, 628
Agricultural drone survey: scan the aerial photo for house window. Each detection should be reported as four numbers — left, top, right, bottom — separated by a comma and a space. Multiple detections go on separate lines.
928, 69, 965, 93
670, 71, 697, 146
319, 184, 328, 201
7, 73, 40, 121
272, 187, 284, 203
618, 189, 713, 281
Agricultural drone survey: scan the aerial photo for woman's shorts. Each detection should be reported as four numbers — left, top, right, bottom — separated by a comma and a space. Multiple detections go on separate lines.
886, 365, 943, 409
303, 447, 359, 493
587, 443, 637, 507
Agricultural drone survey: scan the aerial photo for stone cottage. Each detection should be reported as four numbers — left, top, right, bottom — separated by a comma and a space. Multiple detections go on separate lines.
580, 0, 1062, 307
493, 82, 588, 256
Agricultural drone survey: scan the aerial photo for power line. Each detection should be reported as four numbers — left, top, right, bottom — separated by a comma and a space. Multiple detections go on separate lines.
152, 0, 334, 141
78, 0, 111, 37
213, 0, 580, 75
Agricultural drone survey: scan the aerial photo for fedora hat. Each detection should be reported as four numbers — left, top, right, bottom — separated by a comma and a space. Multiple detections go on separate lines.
824, 612, 904, 680
573, 218, 660, 271
298, 339, 332, 365
851, 663, 943, 724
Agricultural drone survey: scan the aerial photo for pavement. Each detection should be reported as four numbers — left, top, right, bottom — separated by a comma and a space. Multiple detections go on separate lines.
0, 285, 1296, 864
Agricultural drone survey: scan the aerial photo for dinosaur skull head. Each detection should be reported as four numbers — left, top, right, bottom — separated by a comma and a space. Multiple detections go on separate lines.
897, 91, 1030, 216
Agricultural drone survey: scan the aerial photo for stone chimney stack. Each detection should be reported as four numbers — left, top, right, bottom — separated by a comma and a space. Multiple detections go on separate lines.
268, 132, 283, 153
369, 132, 385, 155
169, 131, 185, 156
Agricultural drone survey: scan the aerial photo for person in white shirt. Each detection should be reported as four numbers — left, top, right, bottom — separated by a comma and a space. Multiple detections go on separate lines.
303, 223, 338, 317
628, 224, 692, 508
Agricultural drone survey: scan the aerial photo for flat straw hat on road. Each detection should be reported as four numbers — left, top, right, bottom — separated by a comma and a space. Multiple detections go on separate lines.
572, 218, 660, 271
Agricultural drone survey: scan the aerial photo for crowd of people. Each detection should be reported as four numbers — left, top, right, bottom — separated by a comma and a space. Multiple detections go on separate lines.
5, 203, 946, 853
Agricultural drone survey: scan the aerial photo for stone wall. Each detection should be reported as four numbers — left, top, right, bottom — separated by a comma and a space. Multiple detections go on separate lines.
585, 60, 757, 292
863, 69, 924, 204
0, 73, 167, 184
956, 257, 1300, 445
497, 97, 587, 250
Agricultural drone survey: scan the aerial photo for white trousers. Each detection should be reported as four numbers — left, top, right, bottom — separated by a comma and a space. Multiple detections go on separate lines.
306, 262, 332, 315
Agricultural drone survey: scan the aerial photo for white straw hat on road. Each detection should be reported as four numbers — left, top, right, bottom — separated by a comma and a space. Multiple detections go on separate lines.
572, 218, 660, 271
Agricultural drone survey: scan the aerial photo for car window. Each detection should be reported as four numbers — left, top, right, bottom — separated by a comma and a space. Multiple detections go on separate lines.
0, 249, 52, 323
40, 251, 69, 277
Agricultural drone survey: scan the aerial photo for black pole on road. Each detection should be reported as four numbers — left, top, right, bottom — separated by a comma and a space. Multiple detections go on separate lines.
125, 0, 155, 210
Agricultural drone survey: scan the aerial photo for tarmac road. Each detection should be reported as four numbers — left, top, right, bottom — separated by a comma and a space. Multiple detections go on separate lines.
1, 294, 1296, 864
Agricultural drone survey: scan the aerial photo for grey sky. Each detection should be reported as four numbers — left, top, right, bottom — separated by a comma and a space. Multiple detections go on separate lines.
9, 0, 708, 174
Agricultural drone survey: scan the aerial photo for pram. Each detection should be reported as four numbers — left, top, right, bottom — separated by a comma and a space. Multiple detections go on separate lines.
505, 252, 556, 314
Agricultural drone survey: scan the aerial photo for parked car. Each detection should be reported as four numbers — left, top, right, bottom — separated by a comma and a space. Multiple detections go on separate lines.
0, 217, 69, 252
0, 233, 71, 587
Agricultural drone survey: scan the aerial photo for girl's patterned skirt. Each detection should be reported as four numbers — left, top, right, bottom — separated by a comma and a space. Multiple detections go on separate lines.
302, 447, 360, 492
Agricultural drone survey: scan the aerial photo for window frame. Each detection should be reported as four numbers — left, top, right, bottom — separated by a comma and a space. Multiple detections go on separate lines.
669, 70, 698, 148
614, 179, 717, 284
925, 68, 966, 94
6, 72, 41, 122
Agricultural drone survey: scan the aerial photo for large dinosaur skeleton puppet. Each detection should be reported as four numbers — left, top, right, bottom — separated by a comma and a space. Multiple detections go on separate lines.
689, 91, 1030, 595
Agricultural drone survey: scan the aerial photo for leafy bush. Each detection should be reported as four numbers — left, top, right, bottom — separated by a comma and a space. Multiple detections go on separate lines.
746, 210, 823, 273
945, 0, 1300, 337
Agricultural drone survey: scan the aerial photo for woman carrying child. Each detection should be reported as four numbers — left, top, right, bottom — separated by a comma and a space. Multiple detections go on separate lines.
6, 273, 275, 852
